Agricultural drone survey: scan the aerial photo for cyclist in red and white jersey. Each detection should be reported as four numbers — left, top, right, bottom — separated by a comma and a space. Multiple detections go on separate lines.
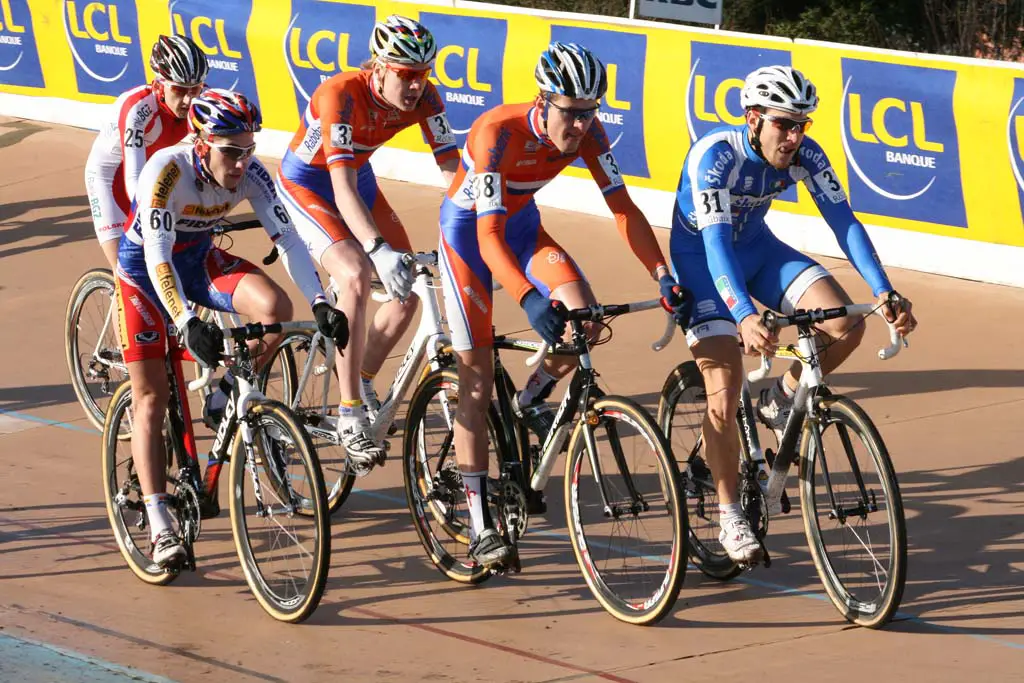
85, 34, 207, 269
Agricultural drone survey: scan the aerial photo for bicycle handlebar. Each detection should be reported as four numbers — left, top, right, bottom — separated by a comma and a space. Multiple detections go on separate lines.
746, 302, 907, 383
185, 321, 314, 392
525, 298, 675, 367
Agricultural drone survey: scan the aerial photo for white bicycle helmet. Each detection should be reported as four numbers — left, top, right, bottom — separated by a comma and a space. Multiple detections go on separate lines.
740, 66, 818, 115
369, 15, 436, 66
535, 42, 607, 101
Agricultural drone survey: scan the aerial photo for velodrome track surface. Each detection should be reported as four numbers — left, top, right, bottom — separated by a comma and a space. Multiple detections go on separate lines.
1, 116, 1022, 681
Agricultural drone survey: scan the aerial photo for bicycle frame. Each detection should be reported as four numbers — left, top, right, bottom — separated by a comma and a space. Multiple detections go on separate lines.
286, 252, 452, 443
737, 304, 904, 515
492, 300, 675, 513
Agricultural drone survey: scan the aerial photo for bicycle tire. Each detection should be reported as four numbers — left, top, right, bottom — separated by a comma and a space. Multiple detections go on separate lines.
402, 367, 505, 584
100, 382, 178, 585
258, 331, 354, 515
66, 268, 124, 432
228, 399, 330, 623
799, 393, 907, 628
657, 361, 742, 581
566, 395, 687, 625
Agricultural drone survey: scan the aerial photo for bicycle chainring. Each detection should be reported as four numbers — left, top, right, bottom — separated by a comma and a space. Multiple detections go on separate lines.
170, 475, 202, 546
496, 478, 529, 542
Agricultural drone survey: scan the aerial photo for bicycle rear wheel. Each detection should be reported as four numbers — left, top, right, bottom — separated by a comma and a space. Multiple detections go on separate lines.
657, 361, 742, 581
799, 393, 907, 628
259, 331, 354, 515
228, 399, 330, 623
402, 367, 506, 584
100, 383, 178, 585
566, 395, 687, 625
66, 268, 125, 431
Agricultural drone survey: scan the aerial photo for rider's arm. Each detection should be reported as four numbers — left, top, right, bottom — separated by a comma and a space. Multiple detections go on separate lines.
686, 140, 758, 322
799, 141, 892, 295
416, 82, 459, 187
471, 126, 534, 304
137, 159, 195, 329
318, 84, 381, 245
581, 127, 667, 279
119, 94, 156, 203
245, 160, 327, 307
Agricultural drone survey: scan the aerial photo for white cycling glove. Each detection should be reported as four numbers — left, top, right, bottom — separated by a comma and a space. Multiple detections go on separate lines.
368, 239, 413, 301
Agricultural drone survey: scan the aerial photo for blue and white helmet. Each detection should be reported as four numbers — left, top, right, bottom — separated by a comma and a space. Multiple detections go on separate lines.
534, 42, 607, 101
188, 88, 262, 137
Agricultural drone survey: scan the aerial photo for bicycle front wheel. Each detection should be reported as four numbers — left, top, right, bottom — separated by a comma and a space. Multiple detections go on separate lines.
799, 393, 907, 628
259, 331, 354, 515
566, 395, 687, 625
66, 268, 126, 431
228, 399, 330, 623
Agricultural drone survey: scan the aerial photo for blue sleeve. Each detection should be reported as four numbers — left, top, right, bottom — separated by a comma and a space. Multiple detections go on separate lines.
703, 223, 757, 323
799, 140, 892, 296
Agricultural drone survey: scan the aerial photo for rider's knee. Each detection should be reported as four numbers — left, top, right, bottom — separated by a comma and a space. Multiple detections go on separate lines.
705, 387, 740, 429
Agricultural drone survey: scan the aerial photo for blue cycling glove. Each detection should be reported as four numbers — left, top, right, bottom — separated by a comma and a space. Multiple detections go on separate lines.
521, 289, 567, 346
659, 274, 694, 329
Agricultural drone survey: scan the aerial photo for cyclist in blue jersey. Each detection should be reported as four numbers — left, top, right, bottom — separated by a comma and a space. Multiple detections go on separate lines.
669, 65, 916, 564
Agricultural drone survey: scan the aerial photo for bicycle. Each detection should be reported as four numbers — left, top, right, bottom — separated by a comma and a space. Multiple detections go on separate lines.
403, 299, 687, 625
100, 319, 331, 623
258, 251, 455, 514
657, 294, 909, 628
64, 219, 266, 431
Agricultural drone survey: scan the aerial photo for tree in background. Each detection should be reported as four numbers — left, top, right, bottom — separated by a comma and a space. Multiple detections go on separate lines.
491, 0, 1024, 61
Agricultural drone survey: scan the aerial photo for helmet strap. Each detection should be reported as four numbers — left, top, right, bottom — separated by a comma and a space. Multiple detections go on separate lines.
748, 109, 768, 163
540, 94, 551, 135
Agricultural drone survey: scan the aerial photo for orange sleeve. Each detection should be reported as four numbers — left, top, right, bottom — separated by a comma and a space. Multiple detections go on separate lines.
417, 82, 459, 165
319, 80, 360, 170
581, 126, 666, 277
471, 124, 533, 303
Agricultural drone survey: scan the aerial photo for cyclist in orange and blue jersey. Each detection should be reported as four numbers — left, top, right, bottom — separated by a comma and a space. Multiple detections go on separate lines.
438, 42, 692, 566
276, 16, 459, 469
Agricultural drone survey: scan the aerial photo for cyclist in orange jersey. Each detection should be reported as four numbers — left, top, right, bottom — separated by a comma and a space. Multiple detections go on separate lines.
438, 42, 693, 566
276, 16, 459, 470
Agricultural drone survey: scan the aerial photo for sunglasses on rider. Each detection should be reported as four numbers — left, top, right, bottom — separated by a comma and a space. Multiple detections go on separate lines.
546, 97, 601, 124
207, 141, 256, 161
758, 112, 813, 134
164, 81, 204, 97
383, 63, 432, 83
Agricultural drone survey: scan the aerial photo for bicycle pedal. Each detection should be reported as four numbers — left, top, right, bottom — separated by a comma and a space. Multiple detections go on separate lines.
526, 490, 547, 515
386, 421, 399, 437
199, 499, 220, 520
780, 491, 791, 514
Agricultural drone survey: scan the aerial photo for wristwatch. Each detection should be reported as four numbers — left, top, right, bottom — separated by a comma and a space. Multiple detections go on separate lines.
363, 236, 385, 256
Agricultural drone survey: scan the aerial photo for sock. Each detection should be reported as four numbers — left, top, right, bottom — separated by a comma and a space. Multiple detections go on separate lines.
719, 502, 743, 527
359, 370, 376, 381
206, 373, 234, 415
144, 493, 174, 542
777, 376, 796, 400
338, 398, 364, 429
518, 366, 558, 406
462, 470, 488, 541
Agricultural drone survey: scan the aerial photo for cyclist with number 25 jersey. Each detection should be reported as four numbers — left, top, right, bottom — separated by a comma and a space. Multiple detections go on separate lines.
85, 35, 208, 269
668, 66, 918, 564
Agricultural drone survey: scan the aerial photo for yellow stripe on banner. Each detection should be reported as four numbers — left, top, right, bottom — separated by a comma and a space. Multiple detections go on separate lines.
250, 0, 299, 134
137, 0, 170, 84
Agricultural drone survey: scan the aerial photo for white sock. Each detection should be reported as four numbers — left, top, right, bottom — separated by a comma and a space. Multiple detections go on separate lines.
337, 400, 366, 431
145, 493, 174, 542
462, 470, 487, 541
719, 502, 743, 527
206, 371, 235, 414
518, 366, 557, 406
777, 377, 796, 400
